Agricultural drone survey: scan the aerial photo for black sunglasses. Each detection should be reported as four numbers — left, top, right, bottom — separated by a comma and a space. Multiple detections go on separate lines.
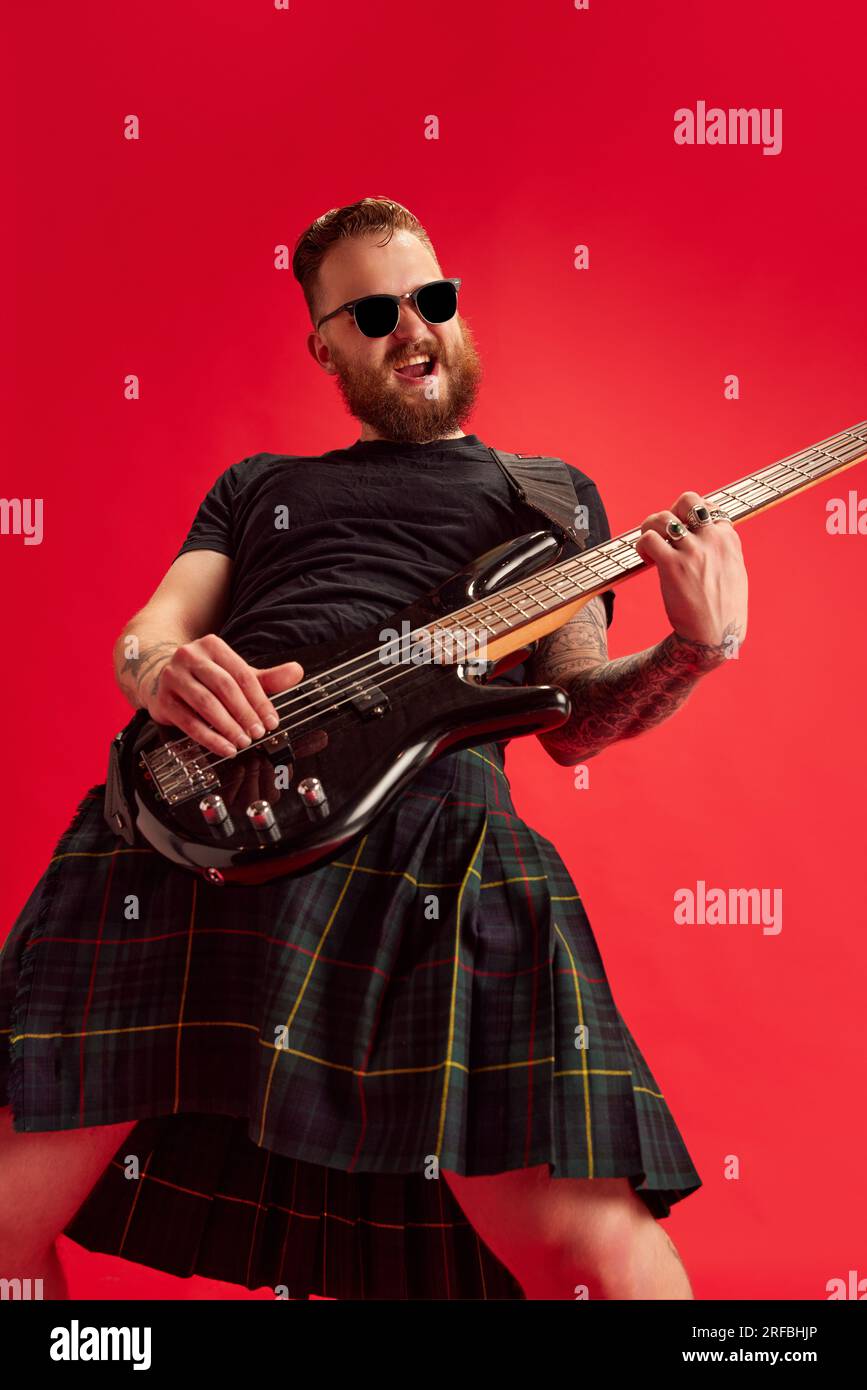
316, 277, 462, 338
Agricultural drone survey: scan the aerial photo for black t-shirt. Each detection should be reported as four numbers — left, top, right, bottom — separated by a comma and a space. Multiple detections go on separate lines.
174, 433, 615, 691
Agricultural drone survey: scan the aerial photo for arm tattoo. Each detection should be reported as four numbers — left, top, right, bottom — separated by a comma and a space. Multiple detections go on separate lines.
532, 596, 610, 686
116, 640, 180, 706
530, 600, 742, 764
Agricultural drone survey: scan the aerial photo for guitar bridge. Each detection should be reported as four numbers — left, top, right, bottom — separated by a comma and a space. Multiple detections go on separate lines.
141, 742, 220, 806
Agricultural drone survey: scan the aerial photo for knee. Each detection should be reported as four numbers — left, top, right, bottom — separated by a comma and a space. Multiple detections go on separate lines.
521, 1199, 647, 1300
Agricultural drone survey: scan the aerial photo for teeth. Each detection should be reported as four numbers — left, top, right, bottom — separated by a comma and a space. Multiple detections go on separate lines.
395, 355, 433, 369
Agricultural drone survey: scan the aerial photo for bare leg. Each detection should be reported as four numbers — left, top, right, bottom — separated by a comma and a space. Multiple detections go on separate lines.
0, 1105, 138, 1300
443, 1164, 693, 1300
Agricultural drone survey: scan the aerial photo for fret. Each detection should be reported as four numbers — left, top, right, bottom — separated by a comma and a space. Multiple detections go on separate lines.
706, 426, 866, 508
437, 616, 500, 643
743, 471, 784, 490
512, 582, 546, 611
546, 572, 579, 593
779, 460, 823, 480
447, 422, 867, 646
774, 460, 817, 482
803, 444, 862, 471
584, 543, 625, 569
606, 548, 644, 569
763, 466, 815, 491
566, 541, 643, 582
733, 475, 781, 499
565, 565, 603, 590
744, 485, 782, 501
478, 604, 522, 627
471, 610, 502, 635
752, 467, 788, 487
726, 474, 760, 494
705, 492, 748, 515
577, 569, 614, 590
531, 577, 571, 603
615, 551, 644, 569
778, 435, 864, 473
739, 487, 781, 507
761, 462, 807, 483
798, 451, 838, 473
581, 560, 621, 580
500, 594, 536, 620
776, 433, 850, 467
594, 543, 626, 566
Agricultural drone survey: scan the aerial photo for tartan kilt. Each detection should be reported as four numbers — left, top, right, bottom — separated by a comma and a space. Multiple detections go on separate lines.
0, 741, 701, 1300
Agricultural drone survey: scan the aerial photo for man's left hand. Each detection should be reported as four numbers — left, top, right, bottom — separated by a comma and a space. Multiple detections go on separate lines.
633, 491, 748, 653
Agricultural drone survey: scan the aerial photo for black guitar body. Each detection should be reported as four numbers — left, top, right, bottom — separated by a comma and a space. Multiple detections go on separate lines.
112, 530, 572, 884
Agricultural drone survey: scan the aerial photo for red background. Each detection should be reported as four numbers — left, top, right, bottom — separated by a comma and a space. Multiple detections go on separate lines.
3, 0, 866, 1300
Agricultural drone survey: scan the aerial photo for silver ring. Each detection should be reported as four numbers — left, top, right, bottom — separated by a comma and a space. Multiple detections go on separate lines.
709, 509, 733, 525
665, 518, 689, 543
686, 503, 713, 530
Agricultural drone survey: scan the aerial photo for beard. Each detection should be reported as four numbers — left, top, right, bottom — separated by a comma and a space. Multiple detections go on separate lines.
327, 318, 484, 444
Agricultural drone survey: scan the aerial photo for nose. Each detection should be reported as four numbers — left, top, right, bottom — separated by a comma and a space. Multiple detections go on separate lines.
392, 296, 430, 340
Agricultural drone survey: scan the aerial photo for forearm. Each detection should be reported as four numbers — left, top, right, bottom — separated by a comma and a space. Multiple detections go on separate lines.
540, 628, 734, 765
113, 608, 196, 710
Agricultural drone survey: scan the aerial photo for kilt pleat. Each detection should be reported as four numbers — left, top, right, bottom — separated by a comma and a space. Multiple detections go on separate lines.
0, 743, 701, 1299
60, 1112, 523, 1300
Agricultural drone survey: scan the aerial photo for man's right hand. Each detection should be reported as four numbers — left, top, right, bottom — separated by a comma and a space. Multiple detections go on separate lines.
141, 634, 304, 758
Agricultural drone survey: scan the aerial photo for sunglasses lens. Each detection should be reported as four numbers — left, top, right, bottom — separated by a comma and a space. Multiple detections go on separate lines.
416, 280, 458, 324
354, 296, 399, 338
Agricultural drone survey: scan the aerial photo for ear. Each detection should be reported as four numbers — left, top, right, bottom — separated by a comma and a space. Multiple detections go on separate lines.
307, 332, 331, 371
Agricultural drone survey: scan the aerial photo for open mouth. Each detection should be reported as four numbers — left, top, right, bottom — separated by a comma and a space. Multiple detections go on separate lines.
393, 355, 439, 382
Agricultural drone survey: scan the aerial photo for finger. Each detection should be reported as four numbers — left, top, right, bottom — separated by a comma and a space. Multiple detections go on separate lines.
200, 637, 286, 732
161, 665, 254, 751
671, 491, 709, 525
633, 528, 678, 567
255, 660, 305, 697
176, 650, 270, 742
639, 509, 695, 545
157, 693, 240, 760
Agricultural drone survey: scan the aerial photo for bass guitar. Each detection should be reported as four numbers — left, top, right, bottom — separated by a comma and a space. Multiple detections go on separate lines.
105, 421, 867, 884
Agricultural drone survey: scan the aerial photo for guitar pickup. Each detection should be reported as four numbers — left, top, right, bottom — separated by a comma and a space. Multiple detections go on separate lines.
261, 729, 293, 757
349, 682, 390, 720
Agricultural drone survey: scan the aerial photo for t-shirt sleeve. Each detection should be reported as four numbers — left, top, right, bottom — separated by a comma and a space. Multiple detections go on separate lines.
564, 465, 616, 629
173, 466, 239, 562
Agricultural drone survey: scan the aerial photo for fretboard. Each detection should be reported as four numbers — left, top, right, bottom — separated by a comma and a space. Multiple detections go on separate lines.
439, 420, 867, 651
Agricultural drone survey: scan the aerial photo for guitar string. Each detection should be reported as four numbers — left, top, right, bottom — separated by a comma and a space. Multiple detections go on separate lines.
151, 434, 865, 792
152, 435, 864, 792
153, 435, 864, 795
153, 529, 659, 780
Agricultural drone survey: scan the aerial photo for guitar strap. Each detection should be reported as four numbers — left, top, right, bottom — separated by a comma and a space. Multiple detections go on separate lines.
486, 448, 590, 549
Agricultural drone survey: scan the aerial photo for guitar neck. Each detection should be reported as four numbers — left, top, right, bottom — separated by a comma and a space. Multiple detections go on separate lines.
445, 421, 867, 662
